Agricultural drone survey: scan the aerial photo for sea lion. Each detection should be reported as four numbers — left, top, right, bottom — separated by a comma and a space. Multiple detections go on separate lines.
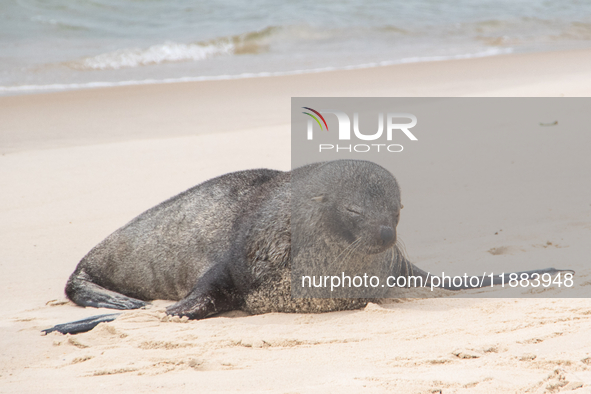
43, 160, 573, 335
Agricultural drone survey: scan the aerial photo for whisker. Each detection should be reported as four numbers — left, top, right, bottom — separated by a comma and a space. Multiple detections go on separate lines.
328, 238, 361, 271
395, 238, 413, 281
339, 238, 363, 268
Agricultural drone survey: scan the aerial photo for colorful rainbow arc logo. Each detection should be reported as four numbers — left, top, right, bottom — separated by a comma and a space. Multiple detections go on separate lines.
302, 107, 329, 131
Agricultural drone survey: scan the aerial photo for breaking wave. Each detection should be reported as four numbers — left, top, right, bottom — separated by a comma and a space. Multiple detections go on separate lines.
66, 27, 277, 70
0, 47, 512, 93
68, 41, 234, 70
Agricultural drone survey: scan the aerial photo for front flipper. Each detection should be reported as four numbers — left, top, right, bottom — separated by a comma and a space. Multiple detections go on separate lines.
166, 265, 241, 320
42, 313, 121, 335
66, 272, 149, 310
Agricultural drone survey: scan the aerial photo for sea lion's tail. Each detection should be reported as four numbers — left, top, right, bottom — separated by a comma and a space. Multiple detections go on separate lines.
41, 313, 121, 335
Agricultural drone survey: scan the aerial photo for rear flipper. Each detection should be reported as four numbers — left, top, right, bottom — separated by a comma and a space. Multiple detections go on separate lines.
42, 273, 149, 335
42, 313, 121, 335
66, 272, 149, 310
41, 267, 236, 335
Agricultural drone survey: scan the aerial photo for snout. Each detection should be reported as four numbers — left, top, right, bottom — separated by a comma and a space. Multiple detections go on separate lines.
380, 225, 395, 245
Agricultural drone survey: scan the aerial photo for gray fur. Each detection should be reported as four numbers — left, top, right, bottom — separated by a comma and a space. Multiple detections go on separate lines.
61, 159, 573, 327
66, 168, 283, 308
66, 160, 413, 318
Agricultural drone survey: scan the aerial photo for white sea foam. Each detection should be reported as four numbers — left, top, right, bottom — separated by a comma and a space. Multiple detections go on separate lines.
68, 41, 235, 70
3, 0, 591, 96
0, 48, 513, 93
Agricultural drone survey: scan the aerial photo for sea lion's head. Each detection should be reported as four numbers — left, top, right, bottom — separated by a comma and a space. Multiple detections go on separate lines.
299, 160, 402, 256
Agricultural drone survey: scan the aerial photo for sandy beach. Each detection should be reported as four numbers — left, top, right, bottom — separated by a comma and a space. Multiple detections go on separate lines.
1, 49, 591, 393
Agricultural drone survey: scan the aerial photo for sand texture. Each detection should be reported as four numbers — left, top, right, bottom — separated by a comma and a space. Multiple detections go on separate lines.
1, 49, 591, 393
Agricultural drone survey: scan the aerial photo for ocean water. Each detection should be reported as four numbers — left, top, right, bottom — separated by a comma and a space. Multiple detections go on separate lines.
2, 0, 591, 95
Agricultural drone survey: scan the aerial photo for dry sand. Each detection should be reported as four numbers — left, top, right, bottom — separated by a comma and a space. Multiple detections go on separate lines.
1, 49, 590, 393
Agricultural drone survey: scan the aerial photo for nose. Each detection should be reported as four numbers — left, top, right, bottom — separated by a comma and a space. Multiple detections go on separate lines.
380, 226, 395, 244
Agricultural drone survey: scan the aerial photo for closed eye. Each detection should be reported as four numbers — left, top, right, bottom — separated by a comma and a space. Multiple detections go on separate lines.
346, 207, 362, 216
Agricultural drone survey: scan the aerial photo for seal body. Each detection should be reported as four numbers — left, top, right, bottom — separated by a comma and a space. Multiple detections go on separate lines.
66, 160, 409, 318
52, 159, 573, 334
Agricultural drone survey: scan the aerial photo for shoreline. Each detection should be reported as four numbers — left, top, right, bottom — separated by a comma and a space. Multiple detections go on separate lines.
0, 47, 514, 95
2, 48, 591, 155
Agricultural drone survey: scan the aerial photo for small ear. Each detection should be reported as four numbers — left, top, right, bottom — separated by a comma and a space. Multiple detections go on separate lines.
400, 204, 404, 209
311, 195, 327, 203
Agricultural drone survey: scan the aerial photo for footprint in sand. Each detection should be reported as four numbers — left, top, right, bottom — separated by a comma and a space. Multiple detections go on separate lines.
487, 246, 525, 255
